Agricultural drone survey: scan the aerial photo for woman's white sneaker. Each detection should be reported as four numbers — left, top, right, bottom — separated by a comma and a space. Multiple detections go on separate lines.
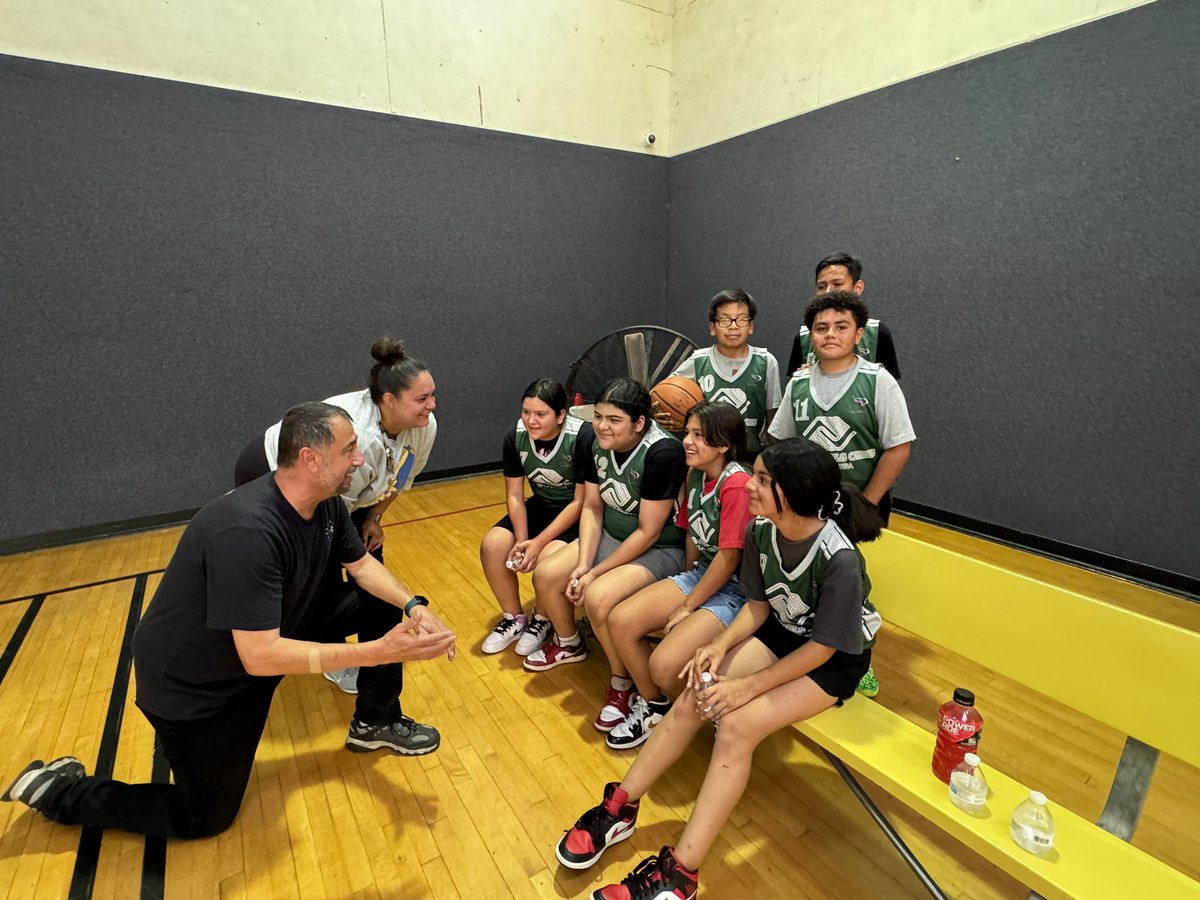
515, 616, 554, 656
482, 615, 525, 654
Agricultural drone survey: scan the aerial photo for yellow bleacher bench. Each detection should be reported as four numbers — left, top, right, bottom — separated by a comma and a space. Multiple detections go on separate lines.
794, 530, 1200, 899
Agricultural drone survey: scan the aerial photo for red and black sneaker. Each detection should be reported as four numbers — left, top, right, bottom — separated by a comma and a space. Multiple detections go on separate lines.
555, 782, 640, 870
590, 846, 698, 900
594, 686, 635, 732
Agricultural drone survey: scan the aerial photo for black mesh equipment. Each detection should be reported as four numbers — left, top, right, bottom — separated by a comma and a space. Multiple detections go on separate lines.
565, 326, 698, 402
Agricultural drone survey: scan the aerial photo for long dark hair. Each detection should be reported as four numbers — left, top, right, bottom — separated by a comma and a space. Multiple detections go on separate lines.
759, 439, 881, 543
368, 337, 430, 403
522, 378, 568, 415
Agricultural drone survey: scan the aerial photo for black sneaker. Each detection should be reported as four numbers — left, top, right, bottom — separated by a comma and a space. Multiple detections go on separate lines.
345, 716, 441, 755
2, 756, 87, 812
555, 781, 639, 870
606, 696, 671, 750
591, 845, 699, 900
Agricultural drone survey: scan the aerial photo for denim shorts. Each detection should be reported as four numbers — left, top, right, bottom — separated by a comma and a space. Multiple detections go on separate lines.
669, 563, 747, 627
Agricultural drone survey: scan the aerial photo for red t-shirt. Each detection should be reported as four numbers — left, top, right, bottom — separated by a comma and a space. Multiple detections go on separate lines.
675, 470, 753, 550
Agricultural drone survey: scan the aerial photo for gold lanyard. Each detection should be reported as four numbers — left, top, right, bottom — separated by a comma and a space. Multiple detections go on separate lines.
383, 424, 398, 493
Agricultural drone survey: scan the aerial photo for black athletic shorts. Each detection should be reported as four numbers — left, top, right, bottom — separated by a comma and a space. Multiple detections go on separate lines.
753, 613, 871, 704
494, 495, 579, 544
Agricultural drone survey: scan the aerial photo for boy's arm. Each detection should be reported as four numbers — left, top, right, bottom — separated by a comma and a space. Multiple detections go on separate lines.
866, 370, 915, 504
863, 444, 911, 505
670, 353, 698, 381
767, 385, 798, 441
764, 351, 783, 430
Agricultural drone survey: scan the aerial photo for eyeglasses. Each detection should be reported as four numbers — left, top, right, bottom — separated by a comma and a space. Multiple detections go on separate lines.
713, 315, 751, 327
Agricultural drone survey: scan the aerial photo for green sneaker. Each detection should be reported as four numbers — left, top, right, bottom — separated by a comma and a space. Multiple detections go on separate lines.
856, 668, 879, 698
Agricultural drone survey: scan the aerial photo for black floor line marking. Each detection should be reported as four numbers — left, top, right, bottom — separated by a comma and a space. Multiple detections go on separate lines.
3, 496, 502, 605
383, 501, 505, 529
67, 574, 147, 900
139, 733, 170, 900
0, 569, 165, 607
0, 595, 44, 687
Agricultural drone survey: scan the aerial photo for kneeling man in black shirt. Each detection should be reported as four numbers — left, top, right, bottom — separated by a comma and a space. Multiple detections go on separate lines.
2, 401, 456, 838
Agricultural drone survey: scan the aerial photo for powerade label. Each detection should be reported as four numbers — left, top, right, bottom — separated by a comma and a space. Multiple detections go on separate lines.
939, 714, 981, 747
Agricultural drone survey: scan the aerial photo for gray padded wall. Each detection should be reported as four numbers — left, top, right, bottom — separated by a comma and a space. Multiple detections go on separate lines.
0, 56, 668, 547
666, 0, 1200, 580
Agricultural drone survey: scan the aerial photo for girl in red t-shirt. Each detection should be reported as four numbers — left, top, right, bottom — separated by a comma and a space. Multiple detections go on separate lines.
603, 402, 754, 750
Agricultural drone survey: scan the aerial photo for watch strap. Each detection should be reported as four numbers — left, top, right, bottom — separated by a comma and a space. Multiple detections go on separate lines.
403, 595, 430, 616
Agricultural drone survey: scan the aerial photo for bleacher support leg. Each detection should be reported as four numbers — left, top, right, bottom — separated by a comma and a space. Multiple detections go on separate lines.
1098, 736, 1159, 841
822, 751, 949, 900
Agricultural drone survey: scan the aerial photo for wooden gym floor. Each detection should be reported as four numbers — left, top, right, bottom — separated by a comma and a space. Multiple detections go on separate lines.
0, 474, 1197, 899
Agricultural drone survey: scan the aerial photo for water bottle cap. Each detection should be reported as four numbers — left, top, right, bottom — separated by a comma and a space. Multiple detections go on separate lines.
963, 753, 980, 767
1030, 791, 1047, 806
952, 688, 975, 706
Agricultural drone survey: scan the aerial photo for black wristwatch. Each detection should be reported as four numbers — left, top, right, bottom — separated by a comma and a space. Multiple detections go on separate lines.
403, 595, 430, 617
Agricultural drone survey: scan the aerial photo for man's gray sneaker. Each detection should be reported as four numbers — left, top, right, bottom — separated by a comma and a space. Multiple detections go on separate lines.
2, 756, 87, 811
345, 716, 440, 756
324, 667, 360, 695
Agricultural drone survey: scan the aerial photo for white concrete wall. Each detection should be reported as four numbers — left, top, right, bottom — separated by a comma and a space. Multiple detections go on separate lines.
669, 0, 1157, 154
0, 0, 1158, 155
0, 0, 673, 153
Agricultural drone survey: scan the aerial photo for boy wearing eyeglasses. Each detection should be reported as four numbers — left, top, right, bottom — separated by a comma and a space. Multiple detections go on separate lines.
668, 289, 781, 458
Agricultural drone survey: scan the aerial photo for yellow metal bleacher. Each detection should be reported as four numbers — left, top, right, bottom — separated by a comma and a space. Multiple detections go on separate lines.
796, 529, 1200, 899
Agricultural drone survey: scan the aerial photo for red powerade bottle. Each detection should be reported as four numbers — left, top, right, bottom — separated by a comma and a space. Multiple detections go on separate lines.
932, 688, 983, 783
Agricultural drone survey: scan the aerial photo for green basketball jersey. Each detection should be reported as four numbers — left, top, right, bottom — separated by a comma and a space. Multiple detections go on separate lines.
784, 362, 883, 490
594, 423, 686, 548
693, 347, 772, 453
515, 416, 583, 506
750, 518, 880, 647
796, 318, 880, 370
685, 460, 750, 566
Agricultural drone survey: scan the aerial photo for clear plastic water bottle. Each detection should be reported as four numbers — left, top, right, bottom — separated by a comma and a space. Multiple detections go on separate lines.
948, 752, 987, 814
1010, 791, 1055, 856
700, 671, 717, 729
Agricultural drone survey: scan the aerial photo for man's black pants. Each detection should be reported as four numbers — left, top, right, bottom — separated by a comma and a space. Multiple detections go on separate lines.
41, 555, 406, 838
234, 435, 406, 723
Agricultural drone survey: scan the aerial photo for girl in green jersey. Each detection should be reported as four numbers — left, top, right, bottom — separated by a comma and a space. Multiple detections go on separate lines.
524, 378, 687, 736
554, 439, 882, 897
480, 379, 592, 656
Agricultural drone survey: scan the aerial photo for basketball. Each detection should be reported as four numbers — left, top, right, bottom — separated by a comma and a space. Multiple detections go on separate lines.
650, 376, 705, 430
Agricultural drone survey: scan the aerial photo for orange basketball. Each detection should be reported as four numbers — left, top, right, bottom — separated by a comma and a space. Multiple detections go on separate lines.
650, 376, 705, 431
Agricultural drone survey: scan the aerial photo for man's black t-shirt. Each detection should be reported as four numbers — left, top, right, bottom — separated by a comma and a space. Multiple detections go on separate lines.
133, 474, 366, 721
